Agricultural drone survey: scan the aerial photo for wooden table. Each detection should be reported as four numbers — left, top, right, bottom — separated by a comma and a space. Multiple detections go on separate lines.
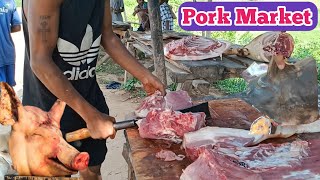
4, 176, 79, 180
122, 98, 320, 180
126, 30, 260, 94
112, 21, 131, 39
122, 98, 261, 180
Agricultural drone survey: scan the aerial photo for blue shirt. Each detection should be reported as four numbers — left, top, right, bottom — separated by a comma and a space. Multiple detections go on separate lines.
0, 0, 21, 67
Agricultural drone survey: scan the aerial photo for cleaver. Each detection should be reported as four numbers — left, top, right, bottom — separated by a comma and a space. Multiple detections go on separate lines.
65, 102, 211, 142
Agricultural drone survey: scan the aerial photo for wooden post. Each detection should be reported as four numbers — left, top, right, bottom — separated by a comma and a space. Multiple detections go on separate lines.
205, 0, 212, 38
147, 0, 167, 86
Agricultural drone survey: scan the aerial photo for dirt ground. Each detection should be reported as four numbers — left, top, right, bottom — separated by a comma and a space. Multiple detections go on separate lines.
97, 74, 143, 180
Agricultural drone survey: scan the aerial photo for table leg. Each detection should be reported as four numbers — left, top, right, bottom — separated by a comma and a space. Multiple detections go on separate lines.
176, 80, 193, 93
124, 42, 135, 83
122, 142, 136, 180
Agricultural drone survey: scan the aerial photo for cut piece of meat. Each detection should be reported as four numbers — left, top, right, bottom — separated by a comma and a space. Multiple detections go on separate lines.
184, 120, 320, 161
138, 109, 206, 143
135, 91, 165, 118
164, 90, 193, 111
216, 140, 309, 172
135, 90, 193, 118
164, 36, 231, 61
155, 149, 185, 161
180, 149, 263, 180
180, 140, 312, 180
182, 127, 265, 161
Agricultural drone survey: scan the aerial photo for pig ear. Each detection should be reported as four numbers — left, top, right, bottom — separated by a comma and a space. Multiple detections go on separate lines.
48, 99, 66, 123
0, 82, 22, 126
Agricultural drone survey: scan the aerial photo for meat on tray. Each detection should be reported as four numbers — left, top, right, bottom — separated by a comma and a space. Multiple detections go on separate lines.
164, 36, 231, 61
180, 140, 311, 180
138, 109, 206, 143
135, 90, 193, 118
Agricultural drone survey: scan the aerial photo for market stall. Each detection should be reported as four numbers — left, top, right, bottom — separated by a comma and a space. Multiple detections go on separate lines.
126, 30, 259, 94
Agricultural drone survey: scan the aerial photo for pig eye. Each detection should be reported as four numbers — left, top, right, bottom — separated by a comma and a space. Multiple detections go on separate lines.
31, 133, 43, 137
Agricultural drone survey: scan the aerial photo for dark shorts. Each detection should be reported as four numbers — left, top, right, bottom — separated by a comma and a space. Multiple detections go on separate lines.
0, 64, 16, 86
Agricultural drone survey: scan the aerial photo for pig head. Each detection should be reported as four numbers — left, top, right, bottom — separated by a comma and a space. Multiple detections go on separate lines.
244, 32, 319, 125
0, 82, 89, 176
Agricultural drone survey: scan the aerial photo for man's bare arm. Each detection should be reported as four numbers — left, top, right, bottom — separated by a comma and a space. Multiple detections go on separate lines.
11, 25, 21, 33
25, 0, 101, 125
101, 0, 165, 95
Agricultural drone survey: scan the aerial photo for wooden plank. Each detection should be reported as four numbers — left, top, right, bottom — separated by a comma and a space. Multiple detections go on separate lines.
166, 57, 247, 82
5, 176, 79, 180
132, 43, 153, 57
147, 0, 167, 85
129, 30, 192, 41
165, 61, 194, 83
124, 128, 192, 180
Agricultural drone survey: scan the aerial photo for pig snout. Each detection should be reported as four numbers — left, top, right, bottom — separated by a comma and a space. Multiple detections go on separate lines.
57, 137, 89, 171
72, 152, 89, 170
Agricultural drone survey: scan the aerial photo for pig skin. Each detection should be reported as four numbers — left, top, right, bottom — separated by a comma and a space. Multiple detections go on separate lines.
0, 82, 89, 176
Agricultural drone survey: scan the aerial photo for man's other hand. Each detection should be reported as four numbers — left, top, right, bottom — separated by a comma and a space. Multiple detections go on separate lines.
141, 74, 166, 96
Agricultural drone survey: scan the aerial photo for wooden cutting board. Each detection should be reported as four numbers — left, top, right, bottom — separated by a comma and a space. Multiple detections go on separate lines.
124, 98, 320, 179
124, 98, 263, 180
4, 176, 79, 180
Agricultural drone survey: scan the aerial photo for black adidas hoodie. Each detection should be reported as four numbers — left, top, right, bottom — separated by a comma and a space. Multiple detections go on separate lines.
22, 0, 109, 132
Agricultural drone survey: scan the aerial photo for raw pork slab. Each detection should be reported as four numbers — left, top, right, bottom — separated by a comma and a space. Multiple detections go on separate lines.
138, 109, 206, 143
135, 90, 193, 118
164, 36, 231, 61
181, 139, 320, 180
182, 127, 265, 161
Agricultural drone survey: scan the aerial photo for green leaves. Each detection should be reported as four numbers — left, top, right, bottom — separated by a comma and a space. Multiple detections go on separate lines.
214, 78, 247, 94
122, 78, 140, 92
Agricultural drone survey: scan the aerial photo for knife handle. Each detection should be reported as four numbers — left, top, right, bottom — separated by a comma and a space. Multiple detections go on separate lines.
65, 128, 90, 143
65, 120, 137, 142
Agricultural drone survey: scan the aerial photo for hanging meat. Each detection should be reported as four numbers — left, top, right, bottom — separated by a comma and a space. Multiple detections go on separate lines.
164, 36, 231, 61
225, 31, 294, 69
0, 82, 89, 177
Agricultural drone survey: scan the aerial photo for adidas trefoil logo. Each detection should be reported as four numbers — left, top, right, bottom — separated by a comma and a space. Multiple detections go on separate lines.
57, 24, 101, 80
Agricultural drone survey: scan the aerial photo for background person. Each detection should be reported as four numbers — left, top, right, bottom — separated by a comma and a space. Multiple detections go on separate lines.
0, 0, 22, 86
